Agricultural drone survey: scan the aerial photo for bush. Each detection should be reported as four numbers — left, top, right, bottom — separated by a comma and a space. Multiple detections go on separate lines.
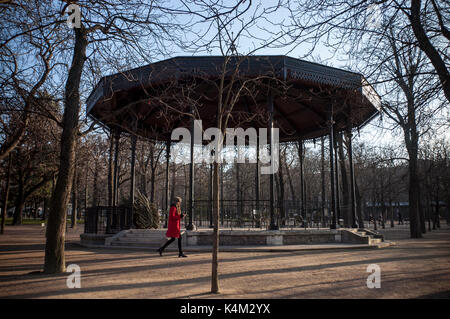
133, 190, 159, 229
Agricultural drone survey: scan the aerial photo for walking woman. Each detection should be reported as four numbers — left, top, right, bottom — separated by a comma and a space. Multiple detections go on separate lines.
157, 197, 188, 257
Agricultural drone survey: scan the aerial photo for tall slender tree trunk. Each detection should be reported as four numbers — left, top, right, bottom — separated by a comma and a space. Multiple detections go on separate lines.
380, 175, 386, 229
236, 161, 241, 222
211, 103, 223, 294
1, 154, 12, 234
355, 180, 364, 228
92, 161, 99, 207
170, 162, 176, 204
84, 165, 88, 217
220, 164, 224, 227
275, 170, 280, 225
150, 142, 156, 203
108, 133, 114, 206
285, 159, 297, 203
277, 154, 286, 226
44, 27, 88, 274
434, 193, 440, 229
427, 189, 432, 231
211, 161, 220, 293
71, 163, 78, 229
141, 173, 148, 197
408, 156, 422, 238
13, 176, 24, 226
150, 167, 156, 203
445, 152, 450, 225
404, 93, 422, 238
418, 186, 425, 233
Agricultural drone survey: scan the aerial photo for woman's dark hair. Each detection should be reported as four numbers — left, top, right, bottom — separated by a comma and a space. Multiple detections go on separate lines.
171, 196, 182, 207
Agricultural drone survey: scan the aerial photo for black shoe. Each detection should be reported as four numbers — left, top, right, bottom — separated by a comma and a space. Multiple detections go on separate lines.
178, 252, 188, 258
157, 248, 163, 256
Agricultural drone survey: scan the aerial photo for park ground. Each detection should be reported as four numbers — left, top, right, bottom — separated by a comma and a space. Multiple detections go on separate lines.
0, 223, 449, 299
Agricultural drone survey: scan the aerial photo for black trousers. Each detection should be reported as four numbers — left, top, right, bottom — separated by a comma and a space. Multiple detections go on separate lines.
160, 235, 182, 253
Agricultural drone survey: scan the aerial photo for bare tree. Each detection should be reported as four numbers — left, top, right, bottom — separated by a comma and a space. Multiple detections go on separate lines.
282, 1, 446, 238
42, 0, 198, 273
0, 1, 61, 161
282, 0, 450, 102
1, 154, 12, 234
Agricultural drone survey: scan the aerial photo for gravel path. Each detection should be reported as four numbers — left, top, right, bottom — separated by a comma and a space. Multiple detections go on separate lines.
0, 223, 449, 299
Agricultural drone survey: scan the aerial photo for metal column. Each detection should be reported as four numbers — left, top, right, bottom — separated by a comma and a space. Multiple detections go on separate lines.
321, 136, 326, 227
108, 129, 120, 233
333, 126, 341, 226
164, 140, 171, 228
186, 109, 195, 230
209, 150, 214, 228
347, 128, 359, 228
329, 115, 337, 229
268, 93, 278, 230
299, 139, 306, 228
113, 130, 120, 207
255, 135, 260, 228
129, 134, 137, 229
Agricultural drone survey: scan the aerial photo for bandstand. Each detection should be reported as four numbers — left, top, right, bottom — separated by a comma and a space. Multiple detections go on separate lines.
83, 55, 381, 238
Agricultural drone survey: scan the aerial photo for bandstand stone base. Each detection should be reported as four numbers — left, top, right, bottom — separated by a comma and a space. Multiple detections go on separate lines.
185, 229, 380, 246
80, 228, 384, 248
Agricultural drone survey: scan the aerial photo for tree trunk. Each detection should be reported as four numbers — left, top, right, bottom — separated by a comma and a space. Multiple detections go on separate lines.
285, 158, 297, 203
84, 166, 88, 218
446, 152, 450, 226
236, 161, 241, 223
13, 178, 24, 225
150, 142, 155, 203
427, 192, 432, 231
92, 161, 99, 206
211, 104, 222, 294
170, 162, 176, 204
277, 155, 286, 226
108, 133, 114, 206
211, 160, 220, 294
409, 0, 450, 103
418, 186, 425, 233
275, 169, 280, 226
150, 167, 156, 203
380, 183, 386, 229
13, 198, 25, 226
42, 197, 47, 221
44, 27, 88, 274
1, 154, 12, 234
433, 193, 439, 229
71, 163, 78, 229
408, 156, 422, 238
141, 173, 148, 198
390, 200, 395, 228
355, 180, 364, 228
298, 141, 306, 226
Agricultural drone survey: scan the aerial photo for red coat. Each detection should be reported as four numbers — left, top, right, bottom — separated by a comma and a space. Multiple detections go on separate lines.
166, 205, 182, 238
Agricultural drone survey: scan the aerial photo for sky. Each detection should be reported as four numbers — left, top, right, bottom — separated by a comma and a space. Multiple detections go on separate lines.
76, 0, 448, 157
147, 0, 408, 155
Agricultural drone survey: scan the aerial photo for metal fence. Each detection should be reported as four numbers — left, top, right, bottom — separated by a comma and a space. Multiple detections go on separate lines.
84, 206, 133, 234
84, 200, 333, 234
174, 199, 329, 229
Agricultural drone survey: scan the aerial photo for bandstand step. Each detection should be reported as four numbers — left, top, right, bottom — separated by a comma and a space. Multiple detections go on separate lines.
107, 229, 186, 247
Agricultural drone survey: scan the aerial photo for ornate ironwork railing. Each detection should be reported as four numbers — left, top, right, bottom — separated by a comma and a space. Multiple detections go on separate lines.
84, 200, 334, 234
175, 199, 330, 229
